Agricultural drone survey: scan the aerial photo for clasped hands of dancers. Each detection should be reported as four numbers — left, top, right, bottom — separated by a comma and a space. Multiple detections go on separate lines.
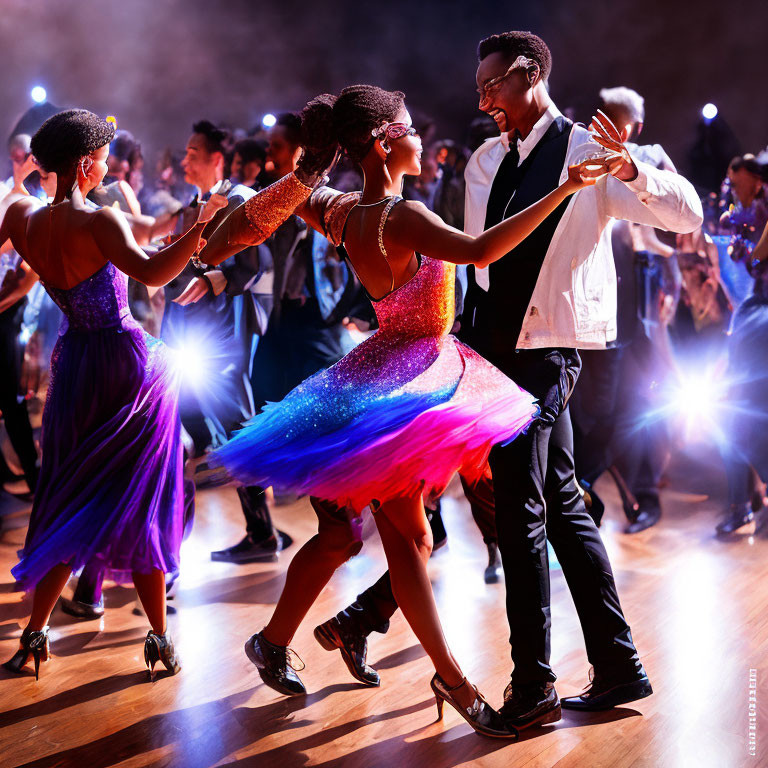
3, 31, 705, 742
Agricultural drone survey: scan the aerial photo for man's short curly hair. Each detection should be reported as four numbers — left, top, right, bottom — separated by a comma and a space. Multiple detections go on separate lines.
477, 31, 552, 82
31, 109, 115, 174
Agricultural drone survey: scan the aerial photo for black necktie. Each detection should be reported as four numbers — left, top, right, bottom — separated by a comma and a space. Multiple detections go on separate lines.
484, 142, 521, 229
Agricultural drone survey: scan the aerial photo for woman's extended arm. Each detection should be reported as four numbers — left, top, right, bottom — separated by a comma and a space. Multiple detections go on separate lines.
390, 161, 604, 268
91, 194, 227, 287
198, 172, 315, 266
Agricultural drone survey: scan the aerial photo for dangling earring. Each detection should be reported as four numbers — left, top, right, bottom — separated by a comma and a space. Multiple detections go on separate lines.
381, 140, 391, 155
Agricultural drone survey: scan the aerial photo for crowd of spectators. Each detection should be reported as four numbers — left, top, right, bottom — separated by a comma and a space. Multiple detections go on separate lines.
2, 88, 767, 546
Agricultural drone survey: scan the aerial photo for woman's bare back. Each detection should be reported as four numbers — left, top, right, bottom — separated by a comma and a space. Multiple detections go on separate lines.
341, 198, 421, 301
20, 198, 110, 290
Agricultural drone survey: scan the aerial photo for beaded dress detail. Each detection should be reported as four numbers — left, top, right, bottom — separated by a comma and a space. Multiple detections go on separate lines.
12, 261, 185, 587
215, 190, 538, 511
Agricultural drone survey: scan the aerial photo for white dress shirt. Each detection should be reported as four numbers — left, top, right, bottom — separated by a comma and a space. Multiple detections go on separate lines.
464, 104, 703, 350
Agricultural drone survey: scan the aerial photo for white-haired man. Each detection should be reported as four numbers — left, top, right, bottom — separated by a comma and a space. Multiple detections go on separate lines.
572, 85, 681, 537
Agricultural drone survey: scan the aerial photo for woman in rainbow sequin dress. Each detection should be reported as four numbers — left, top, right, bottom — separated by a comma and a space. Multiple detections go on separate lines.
202, 86, 606, 737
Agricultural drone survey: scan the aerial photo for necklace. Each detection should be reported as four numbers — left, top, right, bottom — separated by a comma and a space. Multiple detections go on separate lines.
356, 197, 392, 208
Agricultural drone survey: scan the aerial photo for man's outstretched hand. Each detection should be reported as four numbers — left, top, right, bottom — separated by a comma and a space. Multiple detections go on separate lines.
589, 110, 638, 182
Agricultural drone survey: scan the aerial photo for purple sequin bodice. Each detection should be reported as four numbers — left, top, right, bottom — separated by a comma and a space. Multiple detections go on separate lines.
42, 262, 137, 334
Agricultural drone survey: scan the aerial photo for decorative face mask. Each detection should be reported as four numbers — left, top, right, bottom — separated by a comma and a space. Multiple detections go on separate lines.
370, 122, 419, 154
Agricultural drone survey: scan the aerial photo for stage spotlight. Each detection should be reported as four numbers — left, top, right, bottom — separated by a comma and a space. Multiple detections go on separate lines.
262, 113, 277, 128
30, 86, 47, 103
702, 103, 718, 121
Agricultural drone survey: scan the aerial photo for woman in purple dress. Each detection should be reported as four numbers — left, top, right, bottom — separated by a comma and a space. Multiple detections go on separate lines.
0, 110, 325, 681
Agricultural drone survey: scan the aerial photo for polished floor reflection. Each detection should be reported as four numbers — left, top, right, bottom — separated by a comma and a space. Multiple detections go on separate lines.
1, 446, 766, 767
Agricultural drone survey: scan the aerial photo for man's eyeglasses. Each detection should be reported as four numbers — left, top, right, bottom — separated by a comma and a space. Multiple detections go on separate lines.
477, 55, 537, 103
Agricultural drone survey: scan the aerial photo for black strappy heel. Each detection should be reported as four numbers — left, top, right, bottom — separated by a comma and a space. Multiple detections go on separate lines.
3, 626, 51, 680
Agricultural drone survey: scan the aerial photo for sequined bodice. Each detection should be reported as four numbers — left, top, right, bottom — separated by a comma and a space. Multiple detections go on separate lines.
42, 262, 136, 334
372, 255, 455, 338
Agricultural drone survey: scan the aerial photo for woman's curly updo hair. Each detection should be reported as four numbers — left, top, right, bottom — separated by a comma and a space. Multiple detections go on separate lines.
300, 85, 405, 164
31, 109, 115, 175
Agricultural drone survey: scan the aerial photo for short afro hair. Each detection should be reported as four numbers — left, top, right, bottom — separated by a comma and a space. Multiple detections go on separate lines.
477, 31, 552, 83
192, 120, 228, 155
31, 109, 115, 175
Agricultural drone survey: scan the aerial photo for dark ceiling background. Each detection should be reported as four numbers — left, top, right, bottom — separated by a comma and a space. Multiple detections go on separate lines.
1, 0, 764, 173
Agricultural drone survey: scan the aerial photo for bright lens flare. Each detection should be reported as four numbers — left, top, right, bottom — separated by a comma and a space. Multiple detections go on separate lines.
261, 113, 277, 128
168, 342, 210, 388
702, 103, 718, 121
665, 366, 728, 443
30, 86, 47, 103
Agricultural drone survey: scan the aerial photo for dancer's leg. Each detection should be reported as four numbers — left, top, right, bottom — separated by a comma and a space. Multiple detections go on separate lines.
27, 564, 72, 631
263, 497, 361, 646
460, 472, 497, 544
544, 410, 639, 677
133, 569, 167, 635
374, 495, 475, 710
74, 561, 106, 604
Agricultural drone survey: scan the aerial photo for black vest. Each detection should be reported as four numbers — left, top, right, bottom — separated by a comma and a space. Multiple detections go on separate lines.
463, 117, 573, 360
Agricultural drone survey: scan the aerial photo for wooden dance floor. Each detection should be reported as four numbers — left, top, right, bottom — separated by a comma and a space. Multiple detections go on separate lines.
1, 446, 766, 767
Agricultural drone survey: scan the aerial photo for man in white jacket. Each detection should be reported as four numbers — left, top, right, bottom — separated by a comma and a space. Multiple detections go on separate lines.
461, 31, 702, 729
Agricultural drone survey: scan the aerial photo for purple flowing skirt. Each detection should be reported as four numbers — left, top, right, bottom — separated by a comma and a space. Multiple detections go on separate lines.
11, 322, 185, 589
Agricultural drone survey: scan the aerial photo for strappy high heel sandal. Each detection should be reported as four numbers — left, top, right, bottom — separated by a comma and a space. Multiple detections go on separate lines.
3, 626, 51, 680
431, 673, 518, 739
143, 630, 181, 681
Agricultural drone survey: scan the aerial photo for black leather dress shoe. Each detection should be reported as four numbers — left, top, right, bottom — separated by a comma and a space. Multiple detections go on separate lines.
500, 681, 561, 729
211, 530, 293, 563
716, 504, 754, 535
244, 631, 306, 696
314, 617, 380, 686
59, 595, 105, 620
561, 667, 652, 710
625, 506, 661, 534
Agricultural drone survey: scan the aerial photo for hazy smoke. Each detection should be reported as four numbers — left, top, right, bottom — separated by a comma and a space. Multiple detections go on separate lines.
1, 0, 765, 171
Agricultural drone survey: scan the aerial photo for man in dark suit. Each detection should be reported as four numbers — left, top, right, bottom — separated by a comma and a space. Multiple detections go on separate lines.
462, 31, 701, 728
